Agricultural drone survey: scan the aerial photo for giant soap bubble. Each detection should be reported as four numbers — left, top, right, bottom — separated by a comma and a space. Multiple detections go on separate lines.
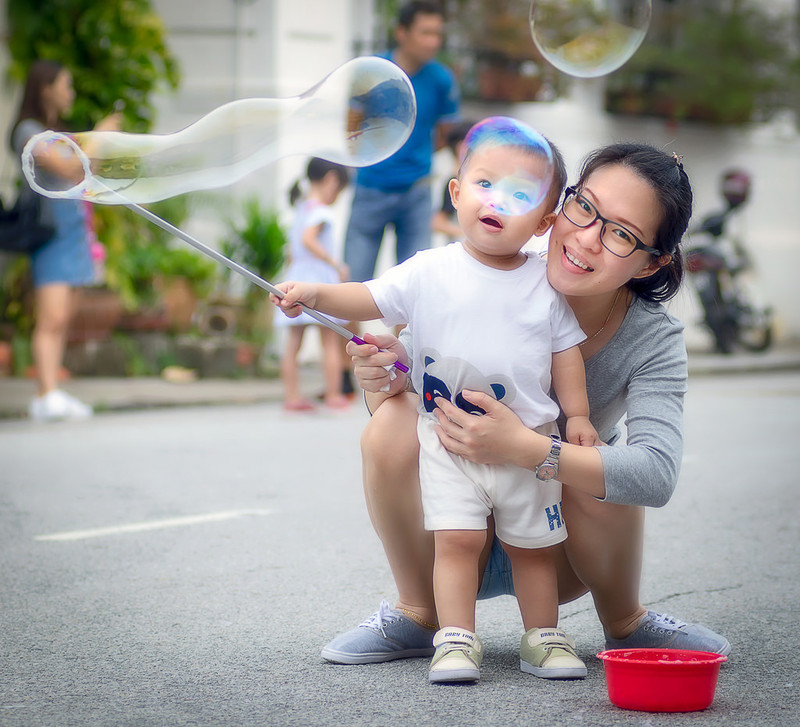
22, 56, 416, 204
530, 0, 651, 78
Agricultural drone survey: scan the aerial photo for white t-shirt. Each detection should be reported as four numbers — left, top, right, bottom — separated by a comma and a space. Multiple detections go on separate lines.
277, 199, 344, 328
365, 242, 585, 428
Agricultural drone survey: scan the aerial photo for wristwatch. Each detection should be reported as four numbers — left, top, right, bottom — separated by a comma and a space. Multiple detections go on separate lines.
535, 435, 562, 481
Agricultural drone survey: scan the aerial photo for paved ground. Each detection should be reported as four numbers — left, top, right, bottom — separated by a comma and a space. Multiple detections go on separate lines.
1, 364, 799, 725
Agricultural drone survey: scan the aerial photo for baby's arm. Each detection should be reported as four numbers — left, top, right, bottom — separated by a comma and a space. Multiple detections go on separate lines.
551, 346, 600, 446
271, 281, 382, 322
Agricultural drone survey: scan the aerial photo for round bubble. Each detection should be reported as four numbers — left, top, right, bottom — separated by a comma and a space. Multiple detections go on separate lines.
22, 57, 416, 205
530, 0, 651, 78
462, 116, 554, 216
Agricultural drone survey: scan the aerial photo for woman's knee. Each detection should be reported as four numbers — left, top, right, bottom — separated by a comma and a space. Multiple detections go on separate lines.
361, 395, 420, 473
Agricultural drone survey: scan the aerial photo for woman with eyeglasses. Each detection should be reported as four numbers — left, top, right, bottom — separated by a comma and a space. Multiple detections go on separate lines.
319, 142, 732, 665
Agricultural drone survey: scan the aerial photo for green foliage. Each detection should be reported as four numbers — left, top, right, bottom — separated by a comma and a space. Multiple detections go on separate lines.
220, 197, 287, 282
0, 256, 34, 338
4, 0, 188, 327
6, 0, 180, 132
606, 0, 800, 125
156, 247, 216, 298
96, 196, 217, 310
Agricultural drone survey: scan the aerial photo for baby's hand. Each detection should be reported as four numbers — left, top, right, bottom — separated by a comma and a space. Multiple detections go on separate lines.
269, 281, 318, 318
565, 415, 601, 447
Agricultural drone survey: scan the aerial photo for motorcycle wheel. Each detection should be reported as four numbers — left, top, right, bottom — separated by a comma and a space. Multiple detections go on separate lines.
736, 306, 773, 352
710, 317, 738, 354
693, 272, 737, 354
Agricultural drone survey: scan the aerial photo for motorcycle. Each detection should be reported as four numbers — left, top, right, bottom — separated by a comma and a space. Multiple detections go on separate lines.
684, 170, 773, 354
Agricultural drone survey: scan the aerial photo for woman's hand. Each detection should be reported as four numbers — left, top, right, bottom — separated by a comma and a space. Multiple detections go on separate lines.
346, 332, 409, 395
93, 111, 122, 133
433, 389, 544, 467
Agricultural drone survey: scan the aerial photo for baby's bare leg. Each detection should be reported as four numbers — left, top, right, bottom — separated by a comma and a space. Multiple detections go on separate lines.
433, 529, 488, 631
502, 542, 560, 631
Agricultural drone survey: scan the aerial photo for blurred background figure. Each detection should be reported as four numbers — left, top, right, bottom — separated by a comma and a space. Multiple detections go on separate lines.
277, 158, 351, 412
339, 1, 461, 394
9, 59, 120, 421
343, 0, 461, 283
430, 119, 474, 244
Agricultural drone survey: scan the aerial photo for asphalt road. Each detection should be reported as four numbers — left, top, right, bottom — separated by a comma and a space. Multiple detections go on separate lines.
1, 371, 799, 726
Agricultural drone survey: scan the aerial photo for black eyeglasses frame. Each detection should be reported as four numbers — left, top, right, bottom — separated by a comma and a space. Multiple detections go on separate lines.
561, 187, 661, 258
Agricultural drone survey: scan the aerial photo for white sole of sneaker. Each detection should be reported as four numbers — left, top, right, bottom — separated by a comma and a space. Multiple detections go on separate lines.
321, 646, 435, 664
429, 668, 480, 683
520, 660, 587, 679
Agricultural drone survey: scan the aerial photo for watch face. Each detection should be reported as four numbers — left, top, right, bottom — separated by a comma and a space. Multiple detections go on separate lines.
536, 465, 557, 481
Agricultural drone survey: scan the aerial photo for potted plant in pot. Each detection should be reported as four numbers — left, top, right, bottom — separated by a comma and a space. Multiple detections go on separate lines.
98, 196, 192, 331
156, 247, 217, 332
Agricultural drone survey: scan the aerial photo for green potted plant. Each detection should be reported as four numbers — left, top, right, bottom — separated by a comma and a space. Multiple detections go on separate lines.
97, 196, 191, 331
219, 197, 288, 343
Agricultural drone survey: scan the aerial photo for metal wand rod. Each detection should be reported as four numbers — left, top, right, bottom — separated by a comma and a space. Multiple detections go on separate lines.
123, 202, 409, 373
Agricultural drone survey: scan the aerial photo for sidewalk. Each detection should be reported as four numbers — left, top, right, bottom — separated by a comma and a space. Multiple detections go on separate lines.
2, 345, 800, 420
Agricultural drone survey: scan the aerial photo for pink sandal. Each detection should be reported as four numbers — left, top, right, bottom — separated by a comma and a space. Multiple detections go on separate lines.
283, 399, 317, 412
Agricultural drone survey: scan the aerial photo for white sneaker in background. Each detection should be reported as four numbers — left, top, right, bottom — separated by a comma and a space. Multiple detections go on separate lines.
29, 390, 93, 422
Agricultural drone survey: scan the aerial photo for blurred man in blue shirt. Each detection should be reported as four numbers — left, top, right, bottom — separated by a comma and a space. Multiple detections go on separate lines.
344, 1, 461, 283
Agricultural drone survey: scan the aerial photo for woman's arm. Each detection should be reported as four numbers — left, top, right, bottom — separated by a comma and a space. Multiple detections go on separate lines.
27, 112, 122, 182
596, 326, 686, 507
433, 391, 607, 498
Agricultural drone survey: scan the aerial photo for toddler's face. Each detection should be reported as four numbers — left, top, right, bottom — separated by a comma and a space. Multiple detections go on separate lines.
450, 145, 554, 269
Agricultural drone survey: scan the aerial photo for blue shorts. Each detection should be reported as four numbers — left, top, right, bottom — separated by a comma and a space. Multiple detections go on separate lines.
31, 198, 92, 288
477, 536, 516, 600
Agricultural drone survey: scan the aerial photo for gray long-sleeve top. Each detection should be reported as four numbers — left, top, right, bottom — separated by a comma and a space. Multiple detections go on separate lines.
555, 295, 687, 507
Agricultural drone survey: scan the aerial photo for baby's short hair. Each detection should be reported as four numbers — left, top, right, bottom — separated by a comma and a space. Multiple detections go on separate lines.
459, 116, 566, 212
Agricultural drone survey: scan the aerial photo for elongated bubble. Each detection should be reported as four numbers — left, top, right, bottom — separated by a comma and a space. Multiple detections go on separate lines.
22, 57, 416, 204
463, 116, 554, 216
530, 0, 651, 78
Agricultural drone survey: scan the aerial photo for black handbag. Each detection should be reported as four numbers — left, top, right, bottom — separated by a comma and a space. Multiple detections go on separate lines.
0, 190, 55, 254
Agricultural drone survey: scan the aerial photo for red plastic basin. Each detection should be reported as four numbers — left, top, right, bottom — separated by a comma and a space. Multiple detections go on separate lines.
597, 648, 727, 712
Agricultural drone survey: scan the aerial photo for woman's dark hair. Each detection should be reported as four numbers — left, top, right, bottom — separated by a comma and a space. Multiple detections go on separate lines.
575, 142, 693, 303
288, 157, 350, 205
10, 60, 66, 147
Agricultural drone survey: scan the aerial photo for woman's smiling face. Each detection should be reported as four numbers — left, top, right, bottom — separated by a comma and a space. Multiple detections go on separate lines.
546, 164, 665, 297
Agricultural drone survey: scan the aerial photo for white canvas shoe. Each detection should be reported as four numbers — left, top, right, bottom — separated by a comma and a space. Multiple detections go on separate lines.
29, 390, 93, 421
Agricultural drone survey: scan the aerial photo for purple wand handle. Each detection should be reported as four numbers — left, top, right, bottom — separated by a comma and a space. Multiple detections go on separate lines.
350, 335, 410, 374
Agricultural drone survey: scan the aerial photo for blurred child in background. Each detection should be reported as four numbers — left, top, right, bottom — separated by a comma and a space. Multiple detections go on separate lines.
277, 158, 350, 412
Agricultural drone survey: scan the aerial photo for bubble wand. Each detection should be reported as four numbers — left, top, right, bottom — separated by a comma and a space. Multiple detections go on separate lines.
21, 57, 414, 373
121, 197, 408, 372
